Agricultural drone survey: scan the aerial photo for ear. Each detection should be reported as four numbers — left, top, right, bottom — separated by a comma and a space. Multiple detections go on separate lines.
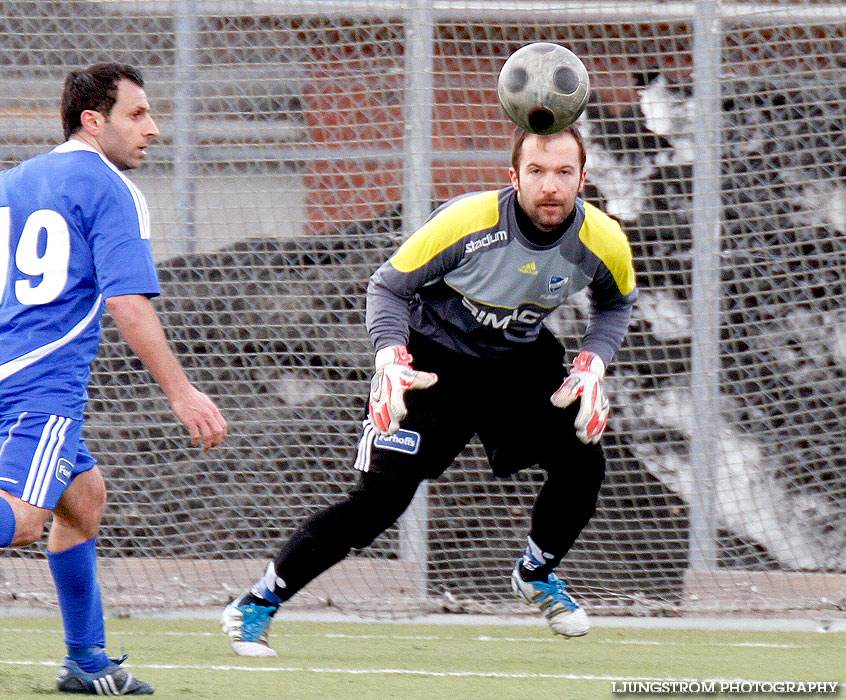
508, 166, 519, 192
79, 109, 103, 136
578, 168, 587, 194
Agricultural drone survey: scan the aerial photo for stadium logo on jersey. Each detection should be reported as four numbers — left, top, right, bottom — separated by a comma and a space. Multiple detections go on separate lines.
374, 429, 421, 455
464, 230, 507, 255
548, 275, 568, 294
55, 458, 73, 485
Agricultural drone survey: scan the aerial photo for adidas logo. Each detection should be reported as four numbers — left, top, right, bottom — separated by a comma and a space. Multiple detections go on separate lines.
518, 261, 538, 275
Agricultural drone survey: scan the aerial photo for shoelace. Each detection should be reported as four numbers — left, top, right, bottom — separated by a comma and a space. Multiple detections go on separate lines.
240, 604, 275, 641
534, 576, 578, 612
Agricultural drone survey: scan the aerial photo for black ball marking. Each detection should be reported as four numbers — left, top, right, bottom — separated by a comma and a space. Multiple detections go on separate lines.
554, 66, 580, 95
528, 106, 555, 133
506, 67, 528, 93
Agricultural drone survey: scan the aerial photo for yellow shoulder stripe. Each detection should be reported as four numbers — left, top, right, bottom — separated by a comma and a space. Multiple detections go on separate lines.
579, 202, 636, 295
390, 191, 501, 273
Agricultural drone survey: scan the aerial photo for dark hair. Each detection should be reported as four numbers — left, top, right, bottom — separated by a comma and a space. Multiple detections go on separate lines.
61, 63, 144, 140
510, 125, 586, 173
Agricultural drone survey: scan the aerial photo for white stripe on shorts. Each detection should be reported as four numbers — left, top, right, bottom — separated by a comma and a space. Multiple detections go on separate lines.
353, 420, 376, 473
0, 412, 28, 464
21, 415, 71, 507
35, 417, 70, 507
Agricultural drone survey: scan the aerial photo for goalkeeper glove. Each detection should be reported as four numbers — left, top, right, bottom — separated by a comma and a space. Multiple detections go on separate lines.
550, 350, 610, 444
368, 345, 438, 437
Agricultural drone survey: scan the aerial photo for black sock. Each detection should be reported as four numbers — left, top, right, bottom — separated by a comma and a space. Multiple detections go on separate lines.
243, 592, 277, 608
519, 560, 554, 583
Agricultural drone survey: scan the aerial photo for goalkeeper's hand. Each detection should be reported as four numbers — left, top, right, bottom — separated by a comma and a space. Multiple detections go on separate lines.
550, 350, 610, 444
368, 345, 438, 437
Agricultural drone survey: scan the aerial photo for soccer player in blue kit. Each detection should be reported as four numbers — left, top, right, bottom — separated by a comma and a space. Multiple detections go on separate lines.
0, 63, 227, 694
222, 125, 637, 657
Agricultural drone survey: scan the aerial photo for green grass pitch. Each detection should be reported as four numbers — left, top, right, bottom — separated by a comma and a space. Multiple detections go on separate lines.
0, 616, 843, 699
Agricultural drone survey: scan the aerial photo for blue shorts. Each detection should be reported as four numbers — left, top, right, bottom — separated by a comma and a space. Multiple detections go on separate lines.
0, 412, 96, 510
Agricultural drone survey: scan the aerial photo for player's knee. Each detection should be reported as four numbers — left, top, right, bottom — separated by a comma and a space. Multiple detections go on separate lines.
10, 507, 50, 546
298, 473, 419, 553
52, 471, 107, 539
302, 497, 379, 553
300, 493, 394, 553
346, 499, 401, 548
349, 527, 382, 551
80, 494, 105, 539
0, 493, 50, 546
345, 474, 419, 549
13, 523, 46, 546
90, 480, 107, 517
83, 469, 107, 511
76, 486, 106, 539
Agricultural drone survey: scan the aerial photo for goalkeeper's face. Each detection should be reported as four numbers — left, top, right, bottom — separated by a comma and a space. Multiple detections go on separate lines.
508, 132, 587, 232
96, 79, 159, 171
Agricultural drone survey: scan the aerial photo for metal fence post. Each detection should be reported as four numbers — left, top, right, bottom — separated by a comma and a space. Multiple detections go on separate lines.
173, 0, 198, 255
399, 0, 434, 600
689, 0, 722, 571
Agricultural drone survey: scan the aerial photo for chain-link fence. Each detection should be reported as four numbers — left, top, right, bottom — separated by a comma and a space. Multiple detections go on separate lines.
1, 0, 845, 619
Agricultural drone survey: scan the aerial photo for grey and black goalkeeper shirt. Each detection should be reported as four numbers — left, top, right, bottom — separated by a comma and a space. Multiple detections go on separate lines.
366, 187, 637, 365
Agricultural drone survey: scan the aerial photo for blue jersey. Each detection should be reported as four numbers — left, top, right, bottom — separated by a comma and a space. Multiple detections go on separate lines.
0, 140, 160, 419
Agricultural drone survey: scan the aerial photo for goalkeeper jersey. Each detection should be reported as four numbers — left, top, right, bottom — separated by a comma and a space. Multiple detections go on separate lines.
367, 187, 637, 364
0, 140, 160, 420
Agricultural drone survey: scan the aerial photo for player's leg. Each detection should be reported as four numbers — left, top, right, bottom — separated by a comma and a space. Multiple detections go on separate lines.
475, 330, 602, 637
48, 464, 109, 672
0, 490, 52, 546
223, 331, 473, 656
223, 421, 472, 656
221, 469, 425, 657
0, 412, 66, 546
0, 412, 152, 693
526, 435, 605, 576
270, 470, 424, 599
510, 430, 605, 637
0, 492, 13, 547
49, 443, 153, 695
271, 336, 472, 602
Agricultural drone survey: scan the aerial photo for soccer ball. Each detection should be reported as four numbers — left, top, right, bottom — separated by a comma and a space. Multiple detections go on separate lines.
497, 43, 590, 135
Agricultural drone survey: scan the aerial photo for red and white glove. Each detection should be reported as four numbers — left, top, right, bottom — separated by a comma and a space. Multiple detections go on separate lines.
368, 345, 438, 437
550, 350, 610, 444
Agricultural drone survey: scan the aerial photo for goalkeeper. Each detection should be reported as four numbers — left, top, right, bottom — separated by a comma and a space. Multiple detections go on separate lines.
222, 125, 637, 655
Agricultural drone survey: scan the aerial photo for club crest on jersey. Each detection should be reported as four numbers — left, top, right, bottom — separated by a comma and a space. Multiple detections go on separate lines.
374, 429, 421, 455
55, 458, 73, 485
548, 275, 568, 294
